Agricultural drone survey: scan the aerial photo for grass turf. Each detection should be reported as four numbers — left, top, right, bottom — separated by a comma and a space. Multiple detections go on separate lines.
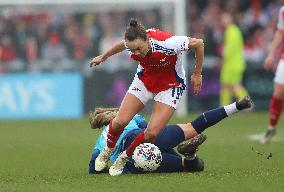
0, 112, 283, 192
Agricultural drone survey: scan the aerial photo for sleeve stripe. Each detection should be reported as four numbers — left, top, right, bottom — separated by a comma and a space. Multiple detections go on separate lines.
153, 44, 175, 54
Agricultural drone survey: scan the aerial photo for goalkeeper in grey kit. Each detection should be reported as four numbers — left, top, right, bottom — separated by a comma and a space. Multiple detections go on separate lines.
89, 96, 253, 174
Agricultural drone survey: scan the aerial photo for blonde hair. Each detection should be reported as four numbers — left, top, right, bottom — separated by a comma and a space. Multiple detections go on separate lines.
89, 108, 118, 129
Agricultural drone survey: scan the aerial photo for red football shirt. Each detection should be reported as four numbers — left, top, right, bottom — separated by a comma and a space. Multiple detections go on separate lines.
125, 28, 189, 93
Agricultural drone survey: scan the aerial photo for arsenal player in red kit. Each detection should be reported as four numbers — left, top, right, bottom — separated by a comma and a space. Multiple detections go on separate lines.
261, 6, 284, 144
90, 18, 204, 175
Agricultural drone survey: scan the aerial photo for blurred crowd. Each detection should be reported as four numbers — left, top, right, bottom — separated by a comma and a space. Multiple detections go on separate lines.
0, 0, 282, 74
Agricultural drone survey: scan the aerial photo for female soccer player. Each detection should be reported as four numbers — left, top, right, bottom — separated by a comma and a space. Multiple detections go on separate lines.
261, 6, 284, 144
89, 18, 204, 176
88, 96, 253, 175
89, 108, 206, 174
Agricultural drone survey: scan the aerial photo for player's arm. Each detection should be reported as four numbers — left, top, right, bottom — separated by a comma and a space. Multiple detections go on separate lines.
265, 6, 284, 71
264, 29, 282, 71
188, 37, 204, 95
90, 40, 126, 67
188, 37, 204, 74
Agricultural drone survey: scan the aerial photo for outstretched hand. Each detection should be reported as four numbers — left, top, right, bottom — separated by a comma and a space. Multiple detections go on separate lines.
89, 55, 106, 67
191, 73, 202, 95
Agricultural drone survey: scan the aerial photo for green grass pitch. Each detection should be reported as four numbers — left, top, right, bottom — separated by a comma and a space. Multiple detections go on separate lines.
0, 112, 284, 192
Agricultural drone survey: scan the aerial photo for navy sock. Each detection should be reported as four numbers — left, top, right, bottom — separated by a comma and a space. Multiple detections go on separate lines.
156, 153, 184, 173
191, 107, 228, 134
155, 125, 185, 151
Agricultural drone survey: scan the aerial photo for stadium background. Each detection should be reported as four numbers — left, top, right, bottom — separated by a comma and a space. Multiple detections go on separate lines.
0, 0, 281, 119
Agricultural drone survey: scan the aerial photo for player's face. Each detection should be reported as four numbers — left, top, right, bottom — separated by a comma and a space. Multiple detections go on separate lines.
126, 38, 151, 57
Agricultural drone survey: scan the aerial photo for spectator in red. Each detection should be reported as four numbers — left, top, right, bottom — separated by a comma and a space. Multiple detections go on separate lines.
0, 34, 16, 73
25, 36, 39, 71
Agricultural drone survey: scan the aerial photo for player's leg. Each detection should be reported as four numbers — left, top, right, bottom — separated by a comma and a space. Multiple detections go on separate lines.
120, 126, 204, 174
95, 93, 144, 171
124, 152, 204, 173
124, 99, 176, 156
109, 85, 182, 176
108, 93, 145, 147
261, 83, 284, 143
261, 60, 284, 144
155, 144, 204, 173
178, 95, 253, 139
155, 153, 184, 173
155, 153, 204, 173
155, 124, 185, 151
95, 77, 149, 172
109, 102, 175, 176
154, 124, 207, 166
124, 152, 185, 173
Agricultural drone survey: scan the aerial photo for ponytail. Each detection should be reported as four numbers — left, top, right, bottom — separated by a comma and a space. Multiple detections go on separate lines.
125, 18, 147, 41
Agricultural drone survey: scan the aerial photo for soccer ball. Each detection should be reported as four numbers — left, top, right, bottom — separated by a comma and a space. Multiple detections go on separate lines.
132, 143, 162, 172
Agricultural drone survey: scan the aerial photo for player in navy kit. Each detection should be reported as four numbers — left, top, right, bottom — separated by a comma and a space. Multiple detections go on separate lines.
90, 18, 204, 176
88, 96, 253, 174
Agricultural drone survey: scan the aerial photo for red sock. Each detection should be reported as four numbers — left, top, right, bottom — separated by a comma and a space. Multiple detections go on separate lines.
107, 120, 124, 148
269, 96, 284, 127
125, 132, 146, 157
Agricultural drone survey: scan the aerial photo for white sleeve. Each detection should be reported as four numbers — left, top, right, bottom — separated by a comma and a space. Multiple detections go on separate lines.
163, 36, 190, 53
277, 6, 284, 30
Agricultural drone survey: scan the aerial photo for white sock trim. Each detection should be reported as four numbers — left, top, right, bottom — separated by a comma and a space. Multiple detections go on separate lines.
224, 102, 238, 116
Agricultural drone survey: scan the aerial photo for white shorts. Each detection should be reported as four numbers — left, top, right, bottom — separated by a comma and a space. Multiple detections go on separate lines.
127, 76, 186, 109
274, 59, 284, 84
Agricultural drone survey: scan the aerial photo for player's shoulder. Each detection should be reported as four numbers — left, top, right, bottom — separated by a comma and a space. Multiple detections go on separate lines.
278, 6, 284, 22
147, 28, 175, 41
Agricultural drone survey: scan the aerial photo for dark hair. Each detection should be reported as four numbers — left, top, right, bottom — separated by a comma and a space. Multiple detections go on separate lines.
125, 18, 147, 41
